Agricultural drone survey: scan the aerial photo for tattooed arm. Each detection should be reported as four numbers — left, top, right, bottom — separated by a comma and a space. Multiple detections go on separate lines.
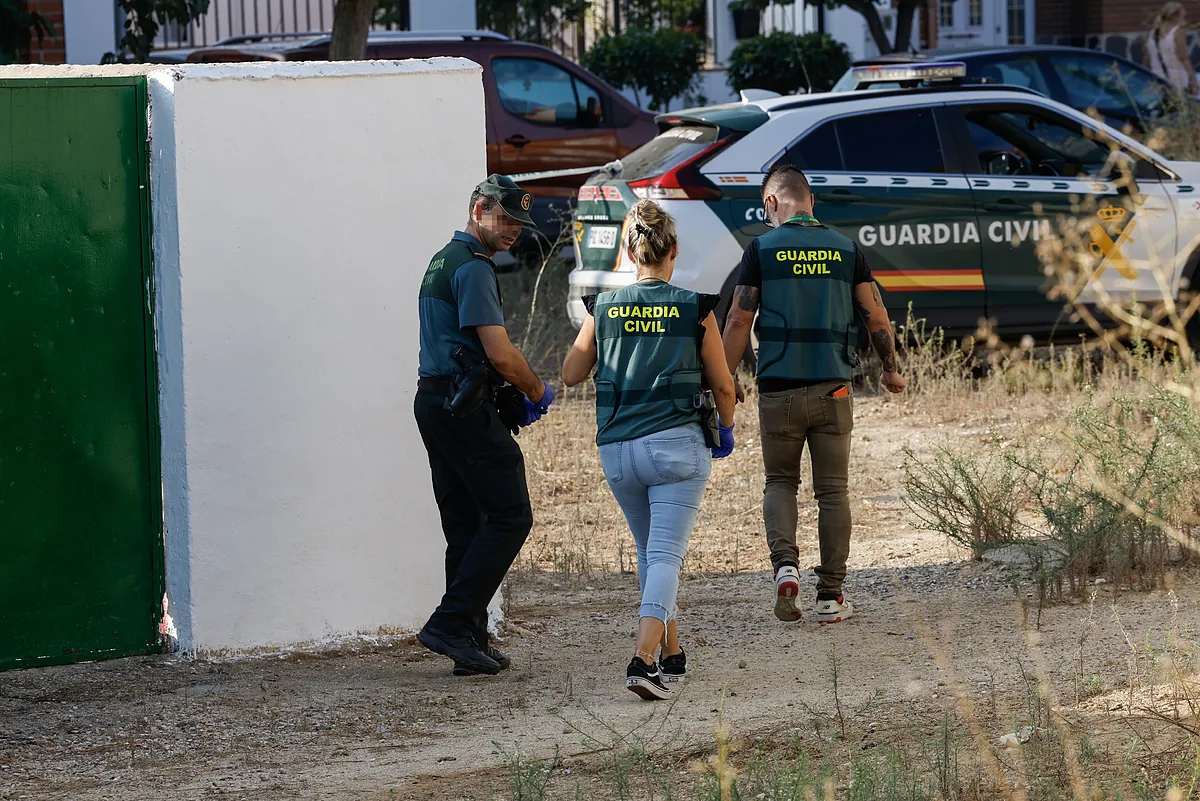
722, 285, 759, 401
853, 280, 907, 394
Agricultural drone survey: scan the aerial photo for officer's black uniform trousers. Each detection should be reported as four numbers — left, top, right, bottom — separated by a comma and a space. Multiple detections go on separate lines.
414, 391, 533, 643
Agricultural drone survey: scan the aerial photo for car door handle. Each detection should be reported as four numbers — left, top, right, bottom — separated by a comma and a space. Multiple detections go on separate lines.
983, 199, 1029, 212
505, 135, 531, 148
818, 189, 862, 204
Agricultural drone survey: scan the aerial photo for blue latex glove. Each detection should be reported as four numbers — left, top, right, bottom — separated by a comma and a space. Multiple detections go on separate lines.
517, 399, 543, 428
711, 423, 735, 459
535, 382, 556, 414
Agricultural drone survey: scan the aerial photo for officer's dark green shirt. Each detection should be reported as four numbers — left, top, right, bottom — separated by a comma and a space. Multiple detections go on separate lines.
418, 231, 506, 377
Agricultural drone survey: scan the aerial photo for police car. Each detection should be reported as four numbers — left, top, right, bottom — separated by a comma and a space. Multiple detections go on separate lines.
566, 62, 1200, 343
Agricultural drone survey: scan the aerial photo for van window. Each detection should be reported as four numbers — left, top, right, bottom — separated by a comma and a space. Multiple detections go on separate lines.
493, 57, 605, 127
620, 126, 718, 181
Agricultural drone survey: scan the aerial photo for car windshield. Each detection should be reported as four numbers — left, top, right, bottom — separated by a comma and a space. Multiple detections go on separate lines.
619, 125, 719, 181
1047, 55, 1169, 119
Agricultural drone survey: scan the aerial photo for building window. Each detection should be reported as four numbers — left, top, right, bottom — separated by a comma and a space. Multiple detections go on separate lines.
939, 0, 954, 27
1007, 0, 1027, 44
969, 0, 982, 26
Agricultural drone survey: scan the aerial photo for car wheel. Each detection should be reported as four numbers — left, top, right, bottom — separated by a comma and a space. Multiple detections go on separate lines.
716, 267, 758, 374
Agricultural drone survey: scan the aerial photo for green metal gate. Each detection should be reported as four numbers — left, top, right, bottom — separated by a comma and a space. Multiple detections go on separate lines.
0, 77, 164, 670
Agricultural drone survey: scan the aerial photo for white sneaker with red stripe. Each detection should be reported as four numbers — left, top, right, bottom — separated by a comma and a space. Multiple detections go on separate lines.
773, 566, 802, 622
815, 594, 854, 624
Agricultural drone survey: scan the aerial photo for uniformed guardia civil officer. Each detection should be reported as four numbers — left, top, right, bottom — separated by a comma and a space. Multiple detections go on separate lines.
562, 200, 737, 700
415, 175, 556, 676
721, 163, 907, 626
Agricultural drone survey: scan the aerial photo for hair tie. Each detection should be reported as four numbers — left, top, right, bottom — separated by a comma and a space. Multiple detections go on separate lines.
633, 222, 651, 237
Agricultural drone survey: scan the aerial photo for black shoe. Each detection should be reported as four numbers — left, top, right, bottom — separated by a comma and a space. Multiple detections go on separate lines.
660, 648, 686, 683
625, 657, 672, 700
418, 626, 501, 675
453, 646, 511, 676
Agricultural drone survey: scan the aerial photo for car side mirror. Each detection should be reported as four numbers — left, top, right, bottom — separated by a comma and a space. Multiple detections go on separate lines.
578, 101, 602, 129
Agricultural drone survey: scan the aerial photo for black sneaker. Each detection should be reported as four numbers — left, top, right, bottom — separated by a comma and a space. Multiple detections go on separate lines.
626, 657, 672, 700
660, 649, 686, 682
417, 626, 501, 675
453, 646, 511, 676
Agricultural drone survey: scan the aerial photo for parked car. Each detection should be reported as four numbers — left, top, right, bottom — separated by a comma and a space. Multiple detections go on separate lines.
567, 62, 1200, 347
831, 46, 1197, 139
176, 30, 658, 251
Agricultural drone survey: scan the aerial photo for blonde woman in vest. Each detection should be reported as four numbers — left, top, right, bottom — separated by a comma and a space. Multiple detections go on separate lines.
562, 200, 737, 700
1146, 2, 1198, 96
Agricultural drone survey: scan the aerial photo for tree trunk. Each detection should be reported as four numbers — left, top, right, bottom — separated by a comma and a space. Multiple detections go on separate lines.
329, 0, 374, 61
893, 0, 923, 53
838, 0, 893, 55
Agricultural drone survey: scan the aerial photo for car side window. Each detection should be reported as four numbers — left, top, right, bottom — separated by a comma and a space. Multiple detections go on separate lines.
493, 57, 605, 127
971, 55, 1052, 96
1047, 55, 1166, 119
837, 108, 946, 173
783, 120, 843, 171
960, 106, 1112, 178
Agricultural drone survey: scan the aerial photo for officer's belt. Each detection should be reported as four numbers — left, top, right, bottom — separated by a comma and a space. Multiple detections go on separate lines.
417, 375, 496, 400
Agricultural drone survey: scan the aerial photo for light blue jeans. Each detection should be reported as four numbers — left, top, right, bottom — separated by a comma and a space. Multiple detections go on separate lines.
598, 423, 712, 623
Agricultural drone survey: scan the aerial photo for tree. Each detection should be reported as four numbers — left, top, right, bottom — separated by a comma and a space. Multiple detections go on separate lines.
583, 27, 704, 111
0, 0, 55, 64
108, 0, 210, 63
477, 0, 590, 47
812, 0, 924, 55
329, 0, 374, 60
727, 31, 850, 95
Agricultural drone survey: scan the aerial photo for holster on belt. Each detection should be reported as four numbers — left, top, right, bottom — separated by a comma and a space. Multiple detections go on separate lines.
446, 347, 526, 437
445, 362, 495, 418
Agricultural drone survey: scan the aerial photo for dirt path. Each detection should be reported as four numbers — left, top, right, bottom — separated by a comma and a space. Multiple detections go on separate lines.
1, 394, 1193, 800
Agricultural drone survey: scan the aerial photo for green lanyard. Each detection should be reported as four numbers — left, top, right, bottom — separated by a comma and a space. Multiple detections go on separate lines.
784, 213, 820, 225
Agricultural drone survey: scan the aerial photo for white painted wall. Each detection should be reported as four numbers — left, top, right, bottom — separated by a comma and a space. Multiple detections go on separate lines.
411, 0, 477, 31
62, 0, 119, 64
150, 60, 486, 654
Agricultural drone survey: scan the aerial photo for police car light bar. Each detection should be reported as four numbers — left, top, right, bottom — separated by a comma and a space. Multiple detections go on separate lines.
852, 61, 968, 84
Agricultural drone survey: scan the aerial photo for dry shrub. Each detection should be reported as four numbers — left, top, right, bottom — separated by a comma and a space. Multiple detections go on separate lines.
902, 434, 1031, 559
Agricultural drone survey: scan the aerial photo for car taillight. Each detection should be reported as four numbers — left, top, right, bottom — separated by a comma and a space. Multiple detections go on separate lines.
628, 136, 737, 201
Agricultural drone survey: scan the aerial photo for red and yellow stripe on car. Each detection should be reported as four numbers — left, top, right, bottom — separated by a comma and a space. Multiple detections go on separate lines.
874, 269, 985, 292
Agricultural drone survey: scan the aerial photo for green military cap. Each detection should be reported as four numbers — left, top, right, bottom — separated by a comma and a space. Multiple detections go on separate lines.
475, 174, 536, 226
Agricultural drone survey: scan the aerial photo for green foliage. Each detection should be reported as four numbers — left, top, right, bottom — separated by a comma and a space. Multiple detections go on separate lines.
477, 0, 590, 45
374, 0, 407, 28
726, 31, 851, 95
904, 386, 1200, 602
108, 0, 210, 63
582, 27, 704, 111
1024, 389, 1200, 596
623, 0, 707, 28
0, 0, 55, 65
729, 0, 796, 10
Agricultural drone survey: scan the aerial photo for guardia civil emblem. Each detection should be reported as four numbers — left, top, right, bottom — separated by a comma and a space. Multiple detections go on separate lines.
1089, 205, 1138, 281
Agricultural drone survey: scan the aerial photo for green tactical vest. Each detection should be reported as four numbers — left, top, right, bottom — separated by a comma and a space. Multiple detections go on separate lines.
755, 219, 859, 383
419, 238, 500, 307
593, 281, 703, 446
